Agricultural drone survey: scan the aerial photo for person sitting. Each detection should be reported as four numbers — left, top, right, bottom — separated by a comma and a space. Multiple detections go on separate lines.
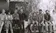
44, 10, 53, 33
5, 12, 13, 33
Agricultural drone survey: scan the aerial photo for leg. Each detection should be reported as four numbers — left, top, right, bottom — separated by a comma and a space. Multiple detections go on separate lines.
22, 22, 24, 33
38, 23, 42, 33
53, 25, 56, 33
0, 26, 2, 33
39, 26, 42, 33
0, 22, 4, 33
6, 26, 9, 33
45, 22, 48, 33
6, 29, 8, 33
10, 23, 13, 33
6, 22, 9, 33
41, 24, 45, 33
48, 21, 53, 33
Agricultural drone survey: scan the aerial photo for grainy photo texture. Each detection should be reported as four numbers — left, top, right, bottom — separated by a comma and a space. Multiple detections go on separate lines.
0, 0, 56, 33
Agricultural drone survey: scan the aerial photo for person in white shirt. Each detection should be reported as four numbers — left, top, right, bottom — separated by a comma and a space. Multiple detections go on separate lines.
5, 12, 13, 33
0, 9, 6, 33
52, 10, 56, 33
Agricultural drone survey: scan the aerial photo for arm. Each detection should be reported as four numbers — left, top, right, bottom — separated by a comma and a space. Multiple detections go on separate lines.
41, 14, 45, 26
17, 14, 19, 20
50, 16, 53, 24
11, 15, 13, 20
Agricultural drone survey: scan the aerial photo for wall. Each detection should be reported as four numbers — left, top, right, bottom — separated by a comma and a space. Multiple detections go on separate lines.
0, 2, 9, 10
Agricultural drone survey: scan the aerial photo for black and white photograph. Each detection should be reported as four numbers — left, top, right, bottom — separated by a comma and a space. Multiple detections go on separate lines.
0, 0, 56, 33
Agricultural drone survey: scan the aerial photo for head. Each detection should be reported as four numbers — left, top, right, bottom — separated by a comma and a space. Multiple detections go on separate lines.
33, 12, 37, 16
8, 12, 10, 15
45, 10, 49, 13
20, 9, 23, 13
14, 9, 18, 13
39, 9, 42, 14
53, 10, 56, 14
2, 9, 5, 13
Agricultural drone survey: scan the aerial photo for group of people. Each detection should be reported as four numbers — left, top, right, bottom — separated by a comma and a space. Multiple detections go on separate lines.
25, 9, 54, 33
0, 8, 27, 33
0, 8, 56, 33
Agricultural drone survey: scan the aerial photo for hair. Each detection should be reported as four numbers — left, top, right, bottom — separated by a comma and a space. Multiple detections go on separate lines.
39, 9, 42, 11
45, 10, 49, 12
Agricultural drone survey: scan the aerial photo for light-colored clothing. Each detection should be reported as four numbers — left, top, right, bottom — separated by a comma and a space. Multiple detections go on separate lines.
5, 14, 13, 33
5, 15, 13, 29
52, 13, 56, 33
52, 14, 56, 25
0, 13, 6, 33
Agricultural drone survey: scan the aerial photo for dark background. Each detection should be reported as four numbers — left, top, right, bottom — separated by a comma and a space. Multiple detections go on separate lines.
0, 0, 6, 2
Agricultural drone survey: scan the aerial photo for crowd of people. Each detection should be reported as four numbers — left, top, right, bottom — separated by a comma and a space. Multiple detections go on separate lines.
0, 8, 56, 33
0, 8, 27, 33
25, 9, 55, 33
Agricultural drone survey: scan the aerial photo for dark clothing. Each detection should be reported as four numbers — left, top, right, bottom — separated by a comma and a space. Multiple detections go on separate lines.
44, 13, 54, 33
31, 22, 38, 31
19, 13, 27, 33
12, 13, 21, 33
44, 13, 51, 21
19, 13, 27, 29
19, 13, 27, 21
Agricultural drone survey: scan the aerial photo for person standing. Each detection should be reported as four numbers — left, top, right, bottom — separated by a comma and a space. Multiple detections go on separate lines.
0, 9, 6, 33
5, 12, 13, 33
19, 9, 27, 33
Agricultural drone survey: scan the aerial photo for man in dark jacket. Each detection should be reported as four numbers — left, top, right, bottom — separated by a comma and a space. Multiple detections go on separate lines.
19, 9, 27, 33
44, 10, 53, 33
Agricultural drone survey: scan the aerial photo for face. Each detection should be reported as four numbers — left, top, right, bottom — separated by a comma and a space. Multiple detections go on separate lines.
33, 13, 36, 16
20, 9, 23, 13
8, 12, 10, 14
2, 9, 5, 13
46, 10, 49, 13
53, 10, 56, 14
15, 10, 18, 13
